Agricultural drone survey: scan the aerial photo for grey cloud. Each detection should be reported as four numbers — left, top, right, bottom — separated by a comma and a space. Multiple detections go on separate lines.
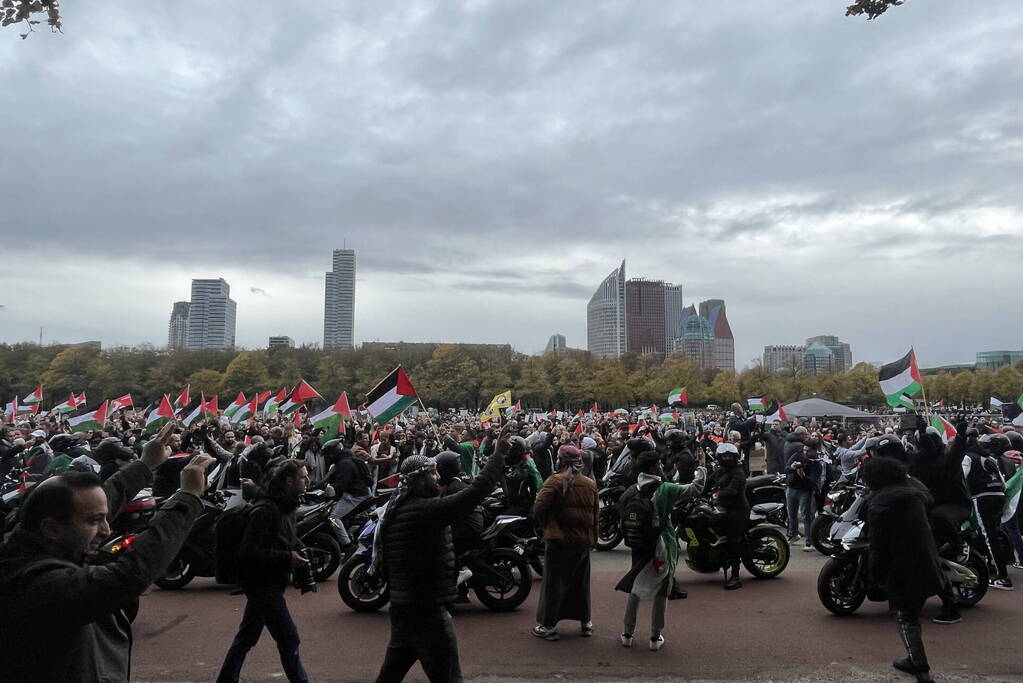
250, 287, 271, 297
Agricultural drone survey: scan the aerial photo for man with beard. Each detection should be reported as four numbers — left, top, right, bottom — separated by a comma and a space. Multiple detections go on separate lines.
373, 426, 514, 682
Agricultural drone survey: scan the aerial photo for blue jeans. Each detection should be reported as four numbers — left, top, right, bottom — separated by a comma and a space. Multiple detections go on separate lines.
217, 586, 307, 683
786, 488, 814, 539
331, 492, 371, 545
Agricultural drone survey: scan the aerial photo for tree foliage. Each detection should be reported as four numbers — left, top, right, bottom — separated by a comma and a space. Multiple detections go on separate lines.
2, 0, 61, 39
845, 0, 905, 20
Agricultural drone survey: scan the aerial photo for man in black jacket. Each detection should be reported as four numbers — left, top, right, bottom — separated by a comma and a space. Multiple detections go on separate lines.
862, 455, 941, 682
218, 459, 311, 683
762, 420, 788, 474
374, 426, 513, 683
325, 440, 374, 555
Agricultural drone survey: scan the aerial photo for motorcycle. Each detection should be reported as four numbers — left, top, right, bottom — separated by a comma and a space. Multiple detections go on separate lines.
482, 492, 545, 576
337, 510, 533, 613
745, 473, 788, 528
816, 488, 988, 615
595, 475, 628, 551
810, 469, 862, 555
675, 496, 790, 579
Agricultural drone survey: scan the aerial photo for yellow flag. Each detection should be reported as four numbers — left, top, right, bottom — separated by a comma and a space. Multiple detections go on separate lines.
490, 390, 512, 409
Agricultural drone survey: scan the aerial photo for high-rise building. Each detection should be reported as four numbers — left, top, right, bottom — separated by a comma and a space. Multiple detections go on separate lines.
673, 300, 735, 370
586, 261, 627, 359
763, 345, 804, 372
185, 279, 236, 350
268, 336, 295, 348
805, 335, 852, 372
324, 249, 356, 349
664, 283, 684, 354
167, 301, 190, 349
802, 342, 835, 374
975, 350, 1023, 371
544, 334, 567, 354
625, 279, 667, 358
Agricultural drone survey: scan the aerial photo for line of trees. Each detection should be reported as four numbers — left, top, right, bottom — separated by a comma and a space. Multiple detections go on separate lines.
2, 342, 1019, 413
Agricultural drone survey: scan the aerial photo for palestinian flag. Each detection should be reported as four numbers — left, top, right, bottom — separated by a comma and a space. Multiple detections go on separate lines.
574, 421, 584, 434
591, 402, 599, 414
293, 410, 303, 427
145, 395, 177, 434
311, 393, 352, 444
223, 393, 247, 419
232, 396, 259, 424
108, 394, 134, 413
766, 400, 789, 424
280, 380, 322, 416
255, 390, 271, 407
1002, 468, 1023, 524
69, 401, 108, 433
182, 394, 211, 427
892, 393, 916, 411
74, 391, 87, 407
659, 412, 678, 424
668, 387, 688, 406
3, 399, 16, 423
930, 415, 957, 444
205, 395, 220, 415
991, 395, 1006, 411
263, 388, 287, 418
53, 393, 84, 415
21, 386, 43, 405
366, 366, 418, 424
747, 396, 766, 412
173, 385, 190, 410
879, 349, 922, 408
16, 401, 39, 415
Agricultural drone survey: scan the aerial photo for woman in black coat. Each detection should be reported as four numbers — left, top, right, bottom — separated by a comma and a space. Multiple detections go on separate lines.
861, 456, 941, 682
712, 442, 749, 590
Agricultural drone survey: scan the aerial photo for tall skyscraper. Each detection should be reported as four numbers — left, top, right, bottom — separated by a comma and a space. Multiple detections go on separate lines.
625, 279, 666, 358
663, 283, 684, 353
544, 334, 567, 354
805, 335, 852, 372
586, 260, 626, 359
763, 345, 804, 372
674, 300, 735, 370
167, 301, 190, 349
186, 279, 236, 350
324, 248, 356, 349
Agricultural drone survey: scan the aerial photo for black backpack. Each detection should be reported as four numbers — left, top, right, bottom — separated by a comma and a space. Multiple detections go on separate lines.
214, 500, 270, 584
619, 484, 661, 551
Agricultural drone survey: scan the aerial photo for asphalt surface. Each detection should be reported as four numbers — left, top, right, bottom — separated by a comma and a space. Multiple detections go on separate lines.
132, 545, 1023, 682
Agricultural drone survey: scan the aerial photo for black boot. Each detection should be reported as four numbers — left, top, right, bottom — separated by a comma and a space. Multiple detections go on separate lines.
724, 563, 742, 590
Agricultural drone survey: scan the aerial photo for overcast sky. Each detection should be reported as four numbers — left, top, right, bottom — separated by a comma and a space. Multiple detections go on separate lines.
1, 1, 1021, 367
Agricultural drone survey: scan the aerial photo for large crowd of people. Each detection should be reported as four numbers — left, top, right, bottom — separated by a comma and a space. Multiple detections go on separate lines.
0, 397, 1020, 682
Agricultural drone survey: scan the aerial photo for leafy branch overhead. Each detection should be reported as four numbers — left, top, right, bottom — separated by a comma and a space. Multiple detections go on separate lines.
2, 0, 61, 39
845, 0, 905, 20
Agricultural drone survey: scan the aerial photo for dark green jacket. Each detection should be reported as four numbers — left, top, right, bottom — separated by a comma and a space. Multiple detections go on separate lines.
0, 461, 202, 682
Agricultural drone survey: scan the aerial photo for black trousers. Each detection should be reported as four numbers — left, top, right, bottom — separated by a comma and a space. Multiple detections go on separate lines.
894, 598, 929, 673
376, 604, 461, 683
217, 586, 307, 683
930, 502, 970, 549
724, 508, 747, 570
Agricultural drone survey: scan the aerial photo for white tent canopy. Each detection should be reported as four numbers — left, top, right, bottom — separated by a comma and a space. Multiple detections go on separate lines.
781, 397, 877, 419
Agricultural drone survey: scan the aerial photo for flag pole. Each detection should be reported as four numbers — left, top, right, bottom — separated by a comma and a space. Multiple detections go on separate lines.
415, 395, 445, 447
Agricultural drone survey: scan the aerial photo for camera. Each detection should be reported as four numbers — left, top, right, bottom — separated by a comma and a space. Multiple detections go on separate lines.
292, 550, 317, 594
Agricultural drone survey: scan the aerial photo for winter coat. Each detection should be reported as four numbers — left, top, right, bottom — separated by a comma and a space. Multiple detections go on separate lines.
713, 463, 749, 511
783, 433, 806, 469
0, 462, 201, 683
763, 430, 788, 474
332, 454, 373, 497
380, 447, 505, 607
532, 471, 599, 547
239, 493, 301, 589
867, 479, 944, 608
785, 452, 824, 492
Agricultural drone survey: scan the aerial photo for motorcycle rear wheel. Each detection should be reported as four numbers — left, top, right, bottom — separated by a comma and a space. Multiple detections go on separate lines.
595, 506, 622, 551
741, 528, 790, 578
817, 557, 866, 615
155, 556, 196, 590
956, 553, 989, 607
810, 514, 838, 555
305, 531, 342, 582
337, 555, 389, 612
473, 548, 532, 612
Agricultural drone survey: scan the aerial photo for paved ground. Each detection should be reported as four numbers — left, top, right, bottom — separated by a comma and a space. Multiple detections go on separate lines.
132, 545, 1023, 682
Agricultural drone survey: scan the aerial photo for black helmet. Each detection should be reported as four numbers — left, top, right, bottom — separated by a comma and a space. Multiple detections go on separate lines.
400, 454, 436, 480
626, 437, 655, 455
321, 439, 345, 457
507, 436, 528, 462
664, 429, 685, 445
93, 437, 134, 463
874, 435, 907, 461
434, 451, 462, 483
978, 433, 1011, 457
48, 433, 78, 454
1004, 430, 1023, 452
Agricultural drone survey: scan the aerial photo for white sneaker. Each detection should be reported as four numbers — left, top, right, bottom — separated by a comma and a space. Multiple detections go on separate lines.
803, 543, 814, 553
620, 633, 633, 648
457, 568, 472, 586
649, 634, 665, 651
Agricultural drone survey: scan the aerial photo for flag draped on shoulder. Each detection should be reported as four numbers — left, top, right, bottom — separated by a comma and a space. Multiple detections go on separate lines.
366, 366, 418, 424
312, 393, 352, 443
668, 387, 688, 406
69, 401, 108, 433
878, 348, 922, 408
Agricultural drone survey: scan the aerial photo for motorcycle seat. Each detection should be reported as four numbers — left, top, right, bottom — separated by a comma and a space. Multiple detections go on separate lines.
752, 502, 784, 515
746, 474, 779, 488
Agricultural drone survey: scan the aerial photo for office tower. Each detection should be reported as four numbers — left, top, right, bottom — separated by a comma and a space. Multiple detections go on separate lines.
324, 249, 356, 349
805, 335, 852, 373
663, 283, 684, 354
625, 279, 667, 358
544, 334, 567, 354
587, 260, 627, 359
185, 279, 236, 350
676, 300, 735, 370
763, 345, 805, 372
168, 301, 190, 349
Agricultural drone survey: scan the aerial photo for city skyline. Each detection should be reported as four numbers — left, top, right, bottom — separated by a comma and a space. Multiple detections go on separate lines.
2, 3, 1022, 367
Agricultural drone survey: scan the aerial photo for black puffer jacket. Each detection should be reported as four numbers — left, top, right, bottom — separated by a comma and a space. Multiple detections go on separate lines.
713, 463, 749, 511
239, 493, 301, 589
783, 432, 805, 469
380, 447, 504, 606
